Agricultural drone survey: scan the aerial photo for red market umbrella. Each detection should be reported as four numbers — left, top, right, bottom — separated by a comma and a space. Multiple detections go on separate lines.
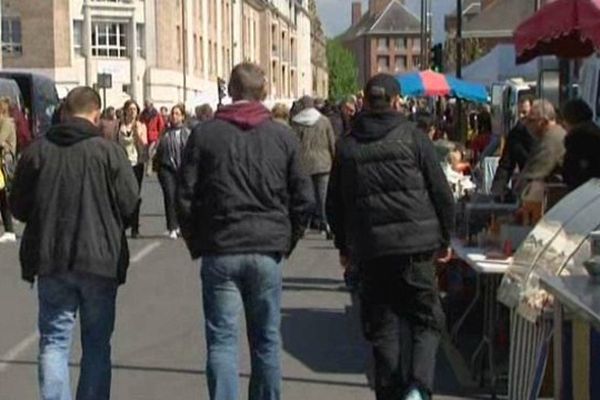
514, 0, 600, 64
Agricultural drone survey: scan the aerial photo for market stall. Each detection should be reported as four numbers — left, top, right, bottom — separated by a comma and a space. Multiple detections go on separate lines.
497, 179, 600, 399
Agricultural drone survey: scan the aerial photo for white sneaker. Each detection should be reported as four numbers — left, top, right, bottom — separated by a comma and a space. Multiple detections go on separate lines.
0, 232, 17, 243
168, 230, 178, 240
404, 389, 425, 400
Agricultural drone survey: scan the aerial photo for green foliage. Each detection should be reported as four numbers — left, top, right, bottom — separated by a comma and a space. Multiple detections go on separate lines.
326, 40, 359, 101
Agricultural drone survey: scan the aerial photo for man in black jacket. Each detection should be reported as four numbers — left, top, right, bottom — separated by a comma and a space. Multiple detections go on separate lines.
176, 63, 314, 400
491, 96, 538, 200
327, 74, 455, 400
9, 86, 139, 399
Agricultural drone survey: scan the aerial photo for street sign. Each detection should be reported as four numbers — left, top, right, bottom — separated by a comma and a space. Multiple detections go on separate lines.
97, 73, 112, 89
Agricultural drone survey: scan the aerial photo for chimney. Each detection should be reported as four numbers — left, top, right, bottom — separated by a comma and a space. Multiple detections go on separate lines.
352, 2, 362, 25
369, 0, 393, 16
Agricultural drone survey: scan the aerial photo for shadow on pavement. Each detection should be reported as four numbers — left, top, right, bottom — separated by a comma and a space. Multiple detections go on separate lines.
280, 307, 368, 375
0, 359, 368, 389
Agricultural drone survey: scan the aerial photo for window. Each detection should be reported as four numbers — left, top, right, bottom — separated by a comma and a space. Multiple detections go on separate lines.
208, 40, 213, 74
73, 20, 83, 56
413, 56, 420, 68
91, 22, 127, 58
2, 17, 22, 56
377, 56, 389, 72
199, 36, 204, 72
394, 38, 407, 50
412, 38, 421, 51
136, 24, 145, 58
176, 26, 181, 62
395, 56, 407, 71
377, 38, 388, 51
193, 34, 198, 69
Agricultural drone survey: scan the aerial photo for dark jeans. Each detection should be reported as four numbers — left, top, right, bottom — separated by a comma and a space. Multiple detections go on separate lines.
0, 188, 13, 233
131, 163, 144, 232
311, 173, 329, 228
360, 253, 445, 399
158, 168, 178, 231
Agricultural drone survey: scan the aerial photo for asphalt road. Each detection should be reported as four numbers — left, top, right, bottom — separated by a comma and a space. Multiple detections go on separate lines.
0, 177, 490, 399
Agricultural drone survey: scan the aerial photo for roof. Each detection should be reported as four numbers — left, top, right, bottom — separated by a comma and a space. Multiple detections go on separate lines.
449, 0, 481, 17
340, 0, 421, 41
463, 0, 535, 38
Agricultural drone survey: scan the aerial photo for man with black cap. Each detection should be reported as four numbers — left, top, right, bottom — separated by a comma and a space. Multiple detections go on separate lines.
326, 74, 455, 400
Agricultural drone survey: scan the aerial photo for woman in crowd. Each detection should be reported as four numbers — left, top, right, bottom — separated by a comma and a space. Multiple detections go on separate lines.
0, 97, 17, 243
271, 103, 290, 126
118, 99, 148, 238
155, 104, 190, 239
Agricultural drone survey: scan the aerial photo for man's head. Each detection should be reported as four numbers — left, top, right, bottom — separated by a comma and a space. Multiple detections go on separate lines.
364, 73, 401, 112
415, 112, 436, 140
341, 95, 356, 117
518, 95, 534, 120
103, 106, 116, 120
195, 103, 214, 121
561, 98, 593, 131
298, 95, 315, 111
160, 106, 169, 118
228, 62, 267, 102
144, 99, 153, 110
314, 98, 325, 111
63, 86, 102, 125
524, 99, 556, 138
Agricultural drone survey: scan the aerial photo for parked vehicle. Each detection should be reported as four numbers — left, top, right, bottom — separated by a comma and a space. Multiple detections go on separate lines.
0, 72, 59, 137
580, 56, 600, 124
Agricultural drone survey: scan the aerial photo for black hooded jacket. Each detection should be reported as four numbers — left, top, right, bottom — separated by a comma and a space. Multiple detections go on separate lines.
326, 111, 455, 261
9, 117, 139, 284
176, 102, 314, 259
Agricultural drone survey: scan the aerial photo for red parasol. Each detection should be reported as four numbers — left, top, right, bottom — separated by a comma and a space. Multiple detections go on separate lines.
514, 0, 600, 64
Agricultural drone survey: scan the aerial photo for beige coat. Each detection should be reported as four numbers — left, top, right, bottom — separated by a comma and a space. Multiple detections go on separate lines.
0, 117, 16, 154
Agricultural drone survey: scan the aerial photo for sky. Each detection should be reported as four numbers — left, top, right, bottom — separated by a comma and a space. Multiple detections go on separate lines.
316, 0, 455, 44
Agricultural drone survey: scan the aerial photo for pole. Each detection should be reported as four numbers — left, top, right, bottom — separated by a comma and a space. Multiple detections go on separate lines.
182, 0, 187, 103
420, 0, 425, 68
456, 0, 463, 141
103, 87, 107, 111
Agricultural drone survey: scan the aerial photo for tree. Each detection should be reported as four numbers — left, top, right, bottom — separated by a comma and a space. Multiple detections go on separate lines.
326, 40, 359, 101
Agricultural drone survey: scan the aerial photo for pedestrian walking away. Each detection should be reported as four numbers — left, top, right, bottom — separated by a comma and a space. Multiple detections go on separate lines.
9, 86, 139, 400
326, 74, 455, 400
155, 103, 190, 239
177, 62, 314, 400
0, 96, 17, 243
290, 95, 336, 238
117, 99, 148, 238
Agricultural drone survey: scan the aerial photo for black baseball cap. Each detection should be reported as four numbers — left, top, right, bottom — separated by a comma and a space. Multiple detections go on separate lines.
365, 73, 401, 109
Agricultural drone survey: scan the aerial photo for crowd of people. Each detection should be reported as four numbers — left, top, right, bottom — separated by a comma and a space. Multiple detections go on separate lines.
3, 58, 600, 400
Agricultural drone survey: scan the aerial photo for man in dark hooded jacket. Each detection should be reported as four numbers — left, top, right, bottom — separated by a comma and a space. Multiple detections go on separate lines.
327, 74, 455, 400
9, 86, 139, 399
177, 62, 314, 400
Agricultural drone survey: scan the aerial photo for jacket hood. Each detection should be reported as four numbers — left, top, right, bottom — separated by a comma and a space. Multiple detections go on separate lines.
215, 101, 271, 130
45, 117, 102, 146
351, 111, 406, 142
292, 108, 322, 126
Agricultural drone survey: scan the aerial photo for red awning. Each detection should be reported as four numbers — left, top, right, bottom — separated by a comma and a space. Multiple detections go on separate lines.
514, 0, 600, 64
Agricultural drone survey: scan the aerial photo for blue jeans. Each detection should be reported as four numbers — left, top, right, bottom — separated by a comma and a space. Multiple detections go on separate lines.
201, 254, 284, 400
38, 272, 118, 400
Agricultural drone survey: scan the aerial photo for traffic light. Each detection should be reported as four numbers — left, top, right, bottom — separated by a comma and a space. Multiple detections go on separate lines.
430, 44, 444, 72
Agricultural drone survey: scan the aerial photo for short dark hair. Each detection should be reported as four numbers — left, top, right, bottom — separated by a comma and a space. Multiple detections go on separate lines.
195, 103, 214, 120
415, 112, 434, 132
228, 63, 266, 101
561, 98, 593, 125
365, 74, 401, 111
64, 86, 101, 116
520, 95, 535, 106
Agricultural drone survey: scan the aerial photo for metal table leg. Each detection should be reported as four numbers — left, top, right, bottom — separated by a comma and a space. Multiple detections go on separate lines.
451, 272, 482, 341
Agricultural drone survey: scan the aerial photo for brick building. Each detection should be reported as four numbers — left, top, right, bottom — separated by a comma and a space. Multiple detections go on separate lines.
340, 0, 423, 87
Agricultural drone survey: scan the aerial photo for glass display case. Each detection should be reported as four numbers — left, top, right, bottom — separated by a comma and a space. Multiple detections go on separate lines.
497, 180, 600, 322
